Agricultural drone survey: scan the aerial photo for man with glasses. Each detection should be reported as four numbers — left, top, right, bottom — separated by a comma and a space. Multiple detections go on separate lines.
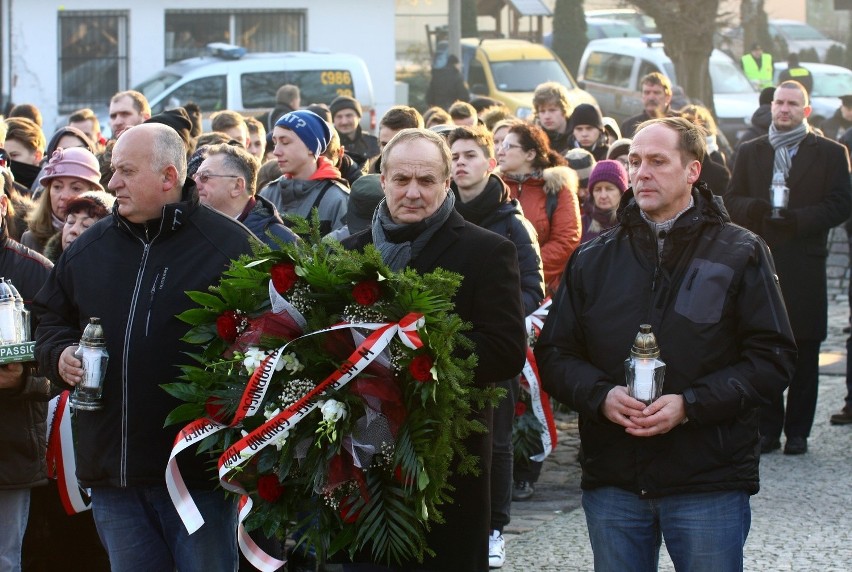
195, 143, 297, 248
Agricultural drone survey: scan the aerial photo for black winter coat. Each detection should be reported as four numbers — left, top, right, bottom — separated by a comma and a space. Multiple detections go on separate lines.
0, 233, 52, 489
34, 194, 257, 488
536, 185, 796, 498
724, 131, 852, 340
341, 209, 526, 572
452, 174, 544, 315
239, 195, 299, 249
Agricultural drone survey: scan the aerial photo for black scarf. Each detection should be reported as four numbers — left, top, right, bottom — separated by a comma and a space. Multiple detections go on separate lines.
452, 174, 509, 226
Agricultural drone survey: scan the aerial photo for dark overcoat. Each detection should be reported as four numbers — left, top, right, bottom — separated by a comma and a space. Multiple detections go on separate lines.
724, 132, 852, 341
342, 209, 527, 572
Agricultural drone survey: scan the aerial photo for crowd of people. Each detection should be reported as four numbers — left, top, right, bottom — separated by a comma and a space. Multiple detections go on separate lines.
0, 51, 850, 572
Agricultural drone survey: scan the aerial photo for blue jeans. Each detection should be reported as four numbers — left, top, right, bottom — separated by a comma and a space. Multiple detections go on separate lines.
0, 488, 30, 572
583, 487, 750, 572
91, 486, 238, 572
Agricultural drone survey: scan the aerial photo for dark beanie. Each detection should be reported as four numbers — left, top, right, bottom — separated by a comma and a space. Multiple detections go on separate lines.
183, 102, 203, 137
347, 174, 384, 234
330, 96, 363, 119
759, 86, 775, 106
145, 108, 193, 148
588, 160, 628, 194
565, 148, 597, 187
607, 138, 632, 161
306, 104, 332, 124
571, 103, 604, 130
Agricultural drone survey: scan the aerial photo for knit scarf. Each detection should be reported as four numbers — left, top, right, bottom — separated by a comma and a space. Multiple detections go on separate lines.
768, 121, 809, 180
372, 191, 456, 271
453, 174, 509, 226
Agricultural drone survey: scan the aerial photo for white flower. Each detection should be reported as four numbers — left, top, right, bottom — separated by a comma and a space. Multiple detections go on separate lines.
264, 406, 281, 421
280, 352, 304, 374
271, 428, 290, 451
243, 347, 266, 373
318, 399, 347, 423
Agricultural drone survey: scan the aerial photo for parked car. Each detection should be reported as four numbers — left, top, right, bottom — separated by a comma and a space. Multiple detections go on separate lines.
716, 19, 844, 63
585, 8, 657, 34
770, 19, 845, 62
433, 38, 598, 119
773, 61, 852, 128
577, 36, 758, 144
544, 18, 642, 48
136, 43, 375, 129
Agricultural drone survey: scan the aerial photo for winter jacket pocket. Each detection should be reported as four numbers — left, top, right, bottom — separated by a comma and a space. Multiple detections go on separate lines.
674, 258, 734, 324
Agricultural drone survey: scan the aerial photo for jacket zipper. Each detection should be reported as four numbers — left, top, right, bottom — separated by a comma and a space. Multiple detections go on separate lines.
120, 223, 157, 487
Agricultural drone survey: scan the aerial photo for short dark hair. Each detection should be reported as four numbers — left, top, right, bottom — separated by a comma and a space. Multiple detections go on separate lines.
447, 125, 494, 159
634, 116, 706, 165
204, 142, 260, 196
379, 106, 424, 131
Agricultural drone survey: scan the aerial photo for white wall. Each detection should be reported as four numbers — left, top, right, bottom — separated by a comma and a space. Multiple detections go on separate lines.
6, 0, 396, 131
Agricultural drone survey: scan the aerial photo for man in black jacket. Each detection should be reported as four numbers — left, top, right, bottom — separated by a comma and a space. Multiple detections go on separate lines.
536, 117, 796, 571
725, 80, 852, 456
34, 124, 257, 571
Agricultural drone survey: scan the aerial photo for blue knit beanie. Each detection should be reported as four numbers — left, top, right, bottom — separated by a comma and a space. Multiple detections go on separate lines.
274, 110, 331, 156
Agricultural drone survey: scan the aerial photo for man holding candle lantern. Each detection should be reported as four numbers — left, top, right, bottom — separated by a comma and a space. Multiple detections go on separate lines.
724, 80, 852, 456
536, 117, 797, 571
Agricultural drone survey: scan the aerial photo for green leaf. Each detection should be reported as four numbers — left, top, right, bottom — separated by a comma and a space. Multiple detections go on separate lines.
164, 403, 204, 427
185, 290, 227, 311
177, 308, 220, 326
161, 382, 207, 403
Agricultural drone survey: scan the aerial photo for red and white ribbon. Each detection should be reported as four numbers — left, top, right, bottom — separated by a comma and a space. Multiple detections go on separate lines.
521, 297, 558, 461
166, 311, 425, 570
45, 391, 91, 514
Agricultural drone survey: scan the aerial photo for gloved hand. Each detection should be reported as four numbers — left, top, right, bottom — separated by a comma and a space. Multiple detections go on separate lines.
761, 209, 797, 245
746, 199, 772, 222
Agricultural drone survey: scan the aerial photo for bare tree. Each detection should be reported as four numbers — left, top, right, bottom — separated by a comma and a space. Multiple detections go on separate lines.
741, 0, 774, 59
630, 0, 720, 116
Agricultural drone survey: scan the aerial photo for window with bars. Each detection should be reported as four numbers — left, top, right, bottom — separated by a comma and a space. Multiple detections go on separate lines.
58, 11, 129, 110
164, 10, 305, 65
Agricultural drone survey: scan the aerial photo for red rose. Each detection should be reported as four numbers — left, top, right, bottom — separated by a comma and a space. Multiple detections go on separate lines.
352, 280, 382, 306
205, 396, 228, 423
216, 311, 240, 343
256, 474, 284, 503
514, 401, 527, 417
408, 353, 434, 382
270, 262, 298, 294
339, 496, 361, 523
393, 465, 415, 486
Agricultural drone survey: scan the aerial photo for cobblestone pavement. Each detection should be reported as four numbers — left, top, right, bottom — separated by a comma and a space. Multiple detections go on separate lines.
500, 299, 852, 571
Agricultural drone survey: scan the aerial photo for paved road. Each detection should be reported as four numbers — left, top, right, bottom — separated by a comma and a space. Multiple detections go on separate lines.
501, 300, 852, 571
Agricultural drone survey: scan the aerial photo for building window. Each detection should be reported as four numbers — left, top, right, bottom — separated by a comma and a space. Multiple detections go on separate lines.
165, 10, 304, 65
58, 11, 128, 111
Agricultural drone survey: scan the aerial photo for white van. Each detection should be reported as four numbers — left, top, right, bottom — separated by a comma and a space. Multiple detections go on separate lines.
578, 36, 758, 143
134, 44, 376, 131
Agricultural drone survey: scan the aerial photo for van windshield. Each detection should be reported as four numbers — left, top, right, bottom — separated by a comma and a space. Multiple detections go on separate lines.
490, 60, 573, 92
135, 72, 183, 101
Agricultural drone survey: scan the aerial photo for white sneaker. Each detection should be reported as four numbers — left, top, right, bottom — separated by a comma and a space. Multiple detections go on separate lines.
488, 529, 505, 568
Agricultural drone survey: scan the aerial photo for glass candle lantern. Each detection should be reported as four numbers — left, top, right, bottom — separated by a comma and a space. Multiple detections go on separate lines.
624, 324, 666, 405
770, 171, 789, 219
0, 278, 19, 344
70, 317, 109, 412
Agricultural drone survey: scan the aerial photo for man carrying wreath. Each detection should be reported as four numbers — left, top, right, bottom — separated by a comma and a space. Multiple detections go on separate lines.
341, 128, 527, 571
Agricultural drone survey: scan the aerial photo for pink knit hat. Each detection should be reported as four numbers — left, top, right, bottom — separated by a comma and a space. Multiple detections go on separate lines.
39, 147, 104, 191
588, 159, 628, 194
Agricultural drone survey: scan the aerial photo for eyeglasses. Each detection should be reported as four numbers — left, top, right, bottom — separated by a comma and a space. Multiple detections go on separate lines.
193, 172, 239, 184
499, 141, 524, 152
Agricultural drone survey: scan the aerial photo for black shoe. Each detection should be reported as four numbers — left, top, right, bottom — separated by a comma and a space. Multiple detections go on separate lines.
830, 407, 852, 425
759, 436, 781, 454
784, 436, 808, 455
512, 480, 535, 501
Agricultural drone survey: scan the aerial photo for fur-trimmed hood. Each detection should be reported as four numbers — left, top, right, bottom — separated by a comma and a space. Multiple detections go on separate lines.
498, 165, 578, 196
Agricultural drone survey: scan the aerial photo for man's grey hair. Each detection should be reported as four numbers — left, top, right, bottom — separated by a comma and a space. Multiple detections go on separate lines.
205, 143, 260, 196
382, 128, 452, 181
150, 125, 188, 186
